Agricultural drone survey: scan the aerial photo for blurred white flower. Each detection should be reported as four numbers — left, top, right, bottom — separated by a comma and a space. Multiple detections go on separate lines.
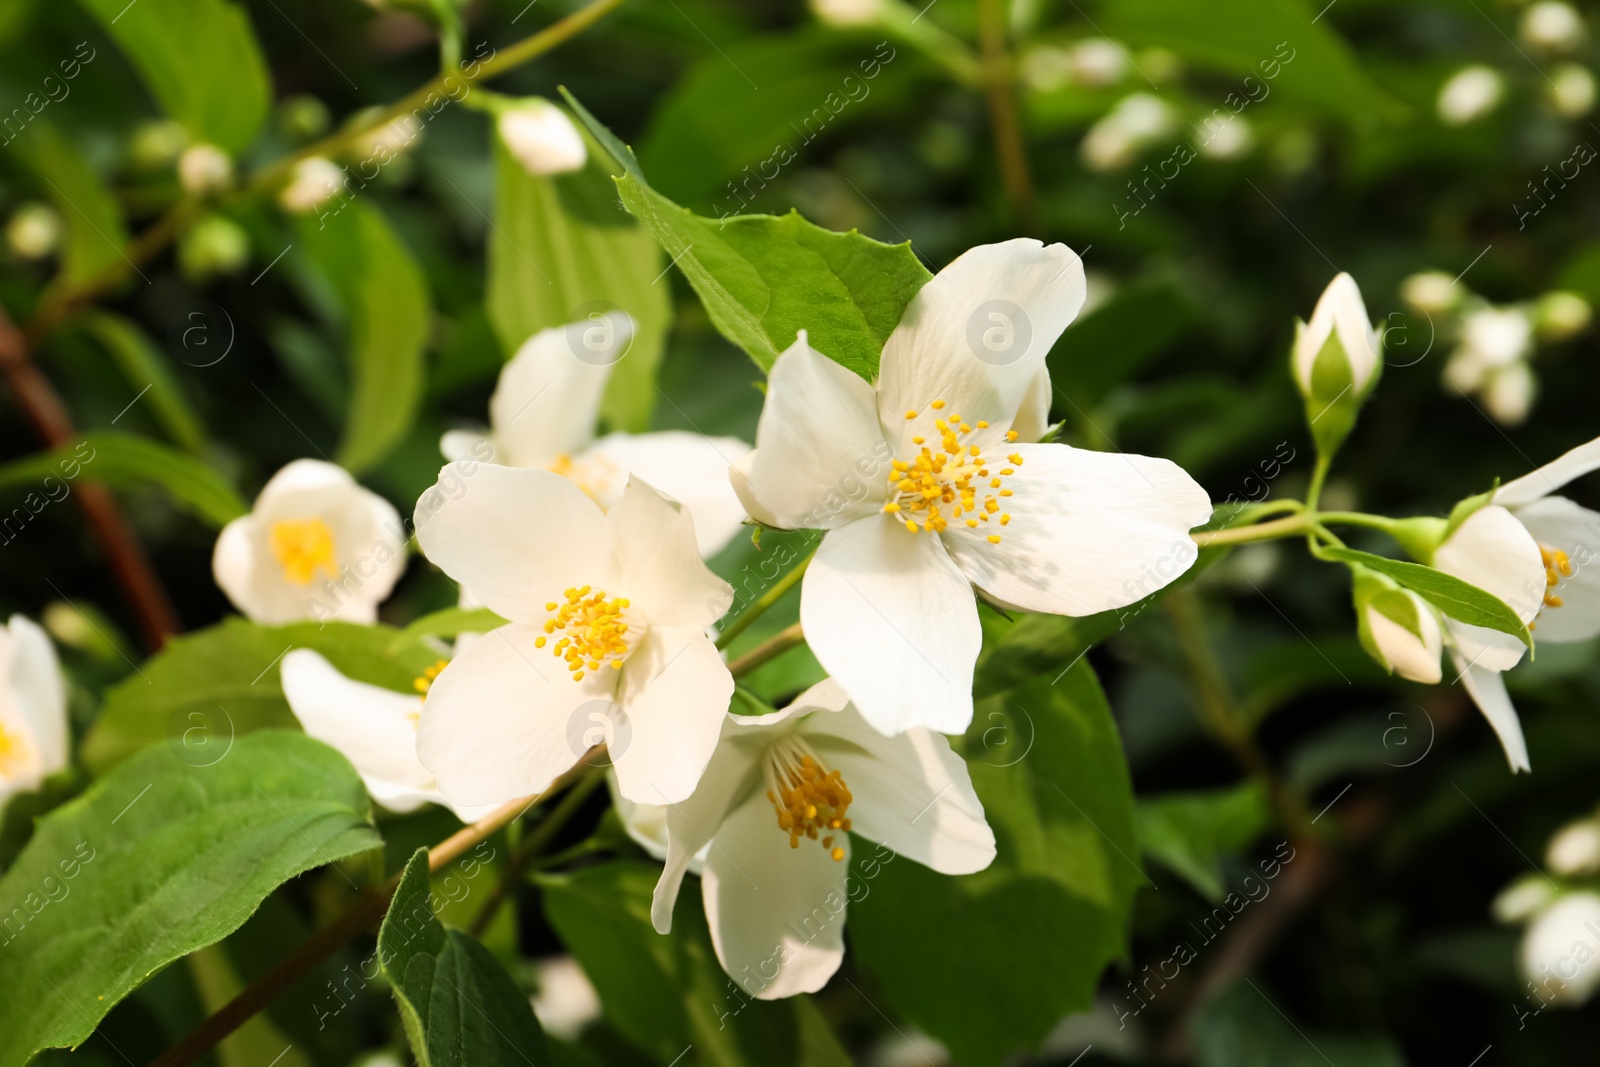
1444, 306, 1537, 424
530, 956, 601, 1041
213, 459, 407, 624
1494, 876, 1557, 923
1080, 93, 1177, 171
1521, 2, 1587, 53
278, 156, 346, 213
1522, 891, 1600, 1006
1462, 306, 1534, 367
178, 143, 233, 196
6, 203, 61, 260
1483, 360, 1537, 426
1535, 290, 1592, 341
809, 0, 881, 26
440, 314, 752, 557
0, 616, 69, 818
1400, 270, 1459, 316
1196, 114, 1253, 160
497, 99, 587, 177
1550, 62, 1597, 116
1066, 38, 1130, 88
1547, 818, 1600, 876
1438, 66, 1504, 125
1292, 272, 1382, 396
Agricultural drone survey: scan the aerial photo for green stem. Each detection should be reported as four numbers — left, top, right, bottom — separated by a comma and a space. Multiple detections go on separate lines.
467, 767, 605, 937
1314, 511, 1402, 534
1192, 513, 1313, 548
728, 621, 805, 677
1305, 453, 1332, 514
715, 550, 813, 650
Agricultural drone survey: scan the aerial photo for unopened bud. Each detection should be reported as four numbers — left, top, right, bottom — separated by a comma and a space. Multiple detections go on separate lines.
279, 157, 346, 213
1400, 271, 1459, 315
7, 202, 62, 260
1437, 66, 1504, 126
1548, 819, 1600, 877
498, 100, 587, 177
178, 143, 233, 196
178, 215, 250, 282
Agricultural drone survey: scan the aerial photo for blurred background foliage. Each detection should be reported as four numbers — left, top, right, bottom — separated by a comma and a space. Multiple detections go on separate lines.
4, 0, 1600, 1063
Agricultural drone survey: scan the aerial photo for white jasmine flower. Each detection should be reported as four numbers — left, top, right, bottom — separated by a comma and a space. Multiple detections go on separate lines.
178, 143, 233, 196
1081, 93, 1177, 171
6, 203, 61, 260
1483, 360, 1537, 426
1521, 2, 1586, 53
0, 616, 68, 816
1550, 63, 1596, 116
1547, 818, 1600, 877
650, 680, 995, 999
607, 770, 708, 873
280, 649, 495, 822
278, 157, 346, 213
1521, 891, 1600, 1006
1292, 272, 1381, 396
1438, 66, 1504, 125
441, 315, 751, 557
1196, 114, 1253, 160
213, 460, 407, 625
530, 956, 601, 1041
414, 468, 735, 807
497, 100, 587, 177
1364, 589, 1443, 684
1066, 38, 1131, 88
732, 239, 1210, 735
1462, 307, 1533, 368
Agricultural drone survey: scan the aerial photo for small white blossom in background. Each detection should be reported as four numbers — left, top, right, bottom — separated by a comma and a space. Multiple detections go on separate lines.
1080, 93, 1177, 171
1196, 114, 1253, 160
808, 0, 882, 26
1437, 66, 1504, 125
1063, 38, 1131, 88
530, 956, 601, 1041
0, 616, 69, 818
1443, 305, 1536, 425
1521, 1, 1587, 53
178, 143, 233, 196
278, 156, 346, 213
497, 99, 587, 177
1535, 290, 1592, 341
1550, 62, 1597, 116
6, 203, 62, 260
1494, 876, 1557, 923
1520, 891, 1600, 1005
1400, 270, 1460, 316
1547, 817, 1600, 877
213, 459, 407, 624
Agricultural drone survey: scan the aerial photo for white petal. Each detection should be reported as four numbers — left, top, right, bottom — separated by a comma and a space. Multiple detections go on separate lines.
489, 317, 633, 467
1452, 650, 1531, 773
281, 649, 435, 792
652, 730, 765, 933
416, 623, 612, 806
801, 516, 980, 735
1521, 891, 1600, 1004
610, 626, 733, 806
877, 239, 1085, 455
701, 794, 850, 1000
1009, 366, 1054, 444
1497, 434, 1600, 507
1512, 496, 1600, 642
211, 514, 262, 619
440, 429, 495, 463
728, 677, 852, 726
413, 463, 609, 623
941, 443, 1211, 616
1444, 619, 1528, 675
1435, 504, 1547, 626
4, 615, 67, 777
1366, 593, 1443, 684
574, 431, 752, 556
803, 706, 995, 875
607, 770, 671, 862
739, 334, 890, 531
1294, 273, 1379, 393
604, 477, 733, 630
254, 458, 359, 510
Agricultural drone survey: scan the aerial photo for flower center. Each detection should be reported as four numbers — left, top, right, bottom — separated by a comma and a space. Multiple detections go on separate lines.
1541, 544, 1574, 610
763, 735, 853, 861
0, 721, 34, 780
269, 518, 338, 585
884, 399, 1019, 544
548, 453, 621, 504
412, 658, 448, 695
534, 586, 635, 681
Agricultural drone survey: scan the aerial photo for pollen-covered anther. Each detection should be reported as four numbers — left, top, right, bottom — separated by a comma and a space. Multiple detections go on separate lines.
534, 585, 635, 681
269, 518, 338, 585
881, 398, 1017, 543
412, 658, 449, 695
1540, 544, 1575, 609
764, 737, 852, 861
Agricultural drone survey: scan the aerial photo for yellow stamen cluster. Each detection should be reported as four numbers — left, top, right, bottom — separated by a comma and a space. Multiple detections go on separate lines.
534, 586, 633, 681
412, 659, 448, 695
885, 401, 1020, 543
765, 746, 853, 861
1542, 544, 1574, 609
0, 722, 29, 778
269, 518, 338, 585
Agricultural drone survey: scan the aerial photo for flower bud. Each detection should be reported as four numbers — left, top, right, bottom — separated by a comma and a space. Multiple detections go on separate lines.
1399, 270, 1459, 316
1460, 305, 1532, 367
1437, 66, 1504, 126
278, 156, 346, 214
178, 143, 233, 196
1483, 360, 1537, 426
1493, 875, 1557, 923
808, 0, 882, 26
1521, 891, 1600, 1006
6, 202, 62, 260
1196, 114, 1253, 160
1521, 2, 1586, 54
1080, 93, 1176, 171
1550, 62, 1596, 117
497, 100, 587, 177
1292, 274, 1381, 457
1354, 575, 1442, 684
1534, 290, 1591, 341
1547, 818, 1600, 877
278, 94, 331, 140
178, 214, 250, 282
127, 119, 188, 171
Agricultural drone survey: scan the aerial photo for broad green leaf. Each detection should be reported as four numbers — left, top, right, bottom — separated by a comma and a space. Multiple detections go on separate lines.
540, 862, 850, 1067
12, 121, 129, 292
849, 661, 1142, 1067
81, 312, 205, 453
1100, 0, 1405, 123
388, 606, 508, 651
0, 731, 381, 1064
82, 618, 445, 772
487, 132, 671, 432
379, 849, 551, 1067
1192, 981, 1406, 1067
0, 432, 245, 528
1321, 546, 1532, 649
564, 90, 931, 379
296, 200, 431, 474
1136, 782, 1271, 901
74, 0, 270, 152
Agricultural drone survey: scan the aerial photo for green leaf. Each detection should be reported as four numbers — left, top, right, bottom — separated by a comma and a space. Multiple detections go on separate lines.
389, 606, 509, 651
379, 849, 552, 1067
1320, 546, 1532, 649
0, 731, 381, 1064
82, 618, 445, 772
1192, 980, 1406, 1067
487, 131, 671, 432
563, 90, 931, 379
296, 200, 431, 474
540, 862, 849, 1067
1136, 782, 1271, 901
81, 312, 206, 452
74, 0, 270, 153
12, 121, 130, 293
849, 661, 1141, 1067
0, 432, 245, 528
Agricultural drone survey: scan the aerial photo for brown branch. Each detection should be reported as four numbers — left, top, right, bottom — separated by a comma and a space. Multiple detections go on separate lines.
0, 304, 178, 649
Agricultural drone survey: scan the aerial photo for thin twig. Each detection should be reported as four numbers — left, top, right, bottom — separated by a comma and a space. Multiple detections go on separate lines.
715, 550, 812, 649
727, 621, 805, 677
975, 0, 1037, 234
